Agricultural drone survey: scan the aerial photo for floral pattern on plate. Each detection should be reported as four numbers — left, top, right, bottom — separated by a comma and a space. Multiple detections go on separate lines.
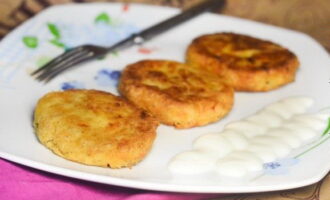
0, 9, 139, 87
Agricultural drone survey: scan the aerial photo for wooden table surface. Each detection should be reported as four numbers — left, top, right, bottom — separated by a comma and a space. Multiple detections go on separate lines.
0, 0, 329, 199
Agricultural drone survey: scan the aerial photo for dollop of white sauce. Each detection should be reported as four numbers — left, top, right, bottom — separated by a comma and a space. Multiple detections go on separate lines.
225, 121, 268, 138
192, 133, 234, 158
168, 150, 218, 174
168, 96, 330, 177
246, 110, 283, 127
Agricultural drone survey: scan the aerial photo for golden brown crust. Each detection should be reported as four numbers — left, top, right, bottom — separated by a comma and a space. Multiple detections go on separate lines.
119, 60, 234, 129
186, 32, 300, 92
33, 89, 159, 168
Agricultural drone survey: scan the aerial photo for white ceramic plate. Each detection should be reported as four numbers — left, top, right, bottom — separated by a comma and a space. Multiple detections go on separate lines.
0, 3, 330, 193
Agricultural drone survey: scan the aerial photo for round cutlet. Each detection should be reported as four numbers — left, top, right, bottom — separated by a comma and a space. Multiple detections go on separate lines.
33, 89, 159, 168
186, 32, 300, 92
119, 60, 234, 129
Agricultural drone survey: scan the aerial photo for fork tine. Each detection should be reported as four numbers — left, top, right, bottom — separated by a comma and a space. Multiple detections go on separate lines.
31, 46, 85, 76
38, 51, 95, 82
35, 48, 91, 81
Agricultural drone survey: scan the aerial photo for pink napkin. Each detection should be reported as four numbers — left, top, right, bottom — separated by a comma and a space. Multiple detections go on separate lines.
0, 158, 224, 200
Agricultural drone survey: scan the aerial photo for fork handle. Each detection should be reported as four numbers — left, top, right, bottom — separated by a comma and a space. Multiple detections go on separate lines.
106, 0, 226, 52
137, 0, 225, 42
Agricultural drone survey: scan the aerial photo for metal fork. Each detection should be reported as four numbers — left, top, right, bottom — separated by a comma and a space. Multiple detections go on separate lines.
31, 0, 226, 82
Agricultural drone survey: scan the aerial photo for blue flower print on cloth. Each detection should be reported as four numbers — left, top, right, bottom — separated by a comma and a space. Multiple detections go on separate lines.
95, 69, 121, 87
263, 158, 299, 175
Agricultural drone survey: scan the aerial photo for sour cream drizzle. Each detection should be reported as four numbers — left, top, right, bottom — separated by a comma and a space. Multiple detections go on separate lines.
168, 97, 329, 177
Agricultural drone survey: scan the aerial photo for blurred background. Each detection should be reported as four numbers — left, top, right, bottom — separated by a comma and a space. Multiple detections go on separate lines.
0, 0, 329, 52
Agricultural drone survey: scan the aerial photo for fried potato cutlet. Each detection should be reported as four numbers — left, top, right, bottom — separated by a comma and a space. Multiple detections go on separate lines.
186, 32, 300, 92
33, 89, 159, 168
119, 60, 234, 129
